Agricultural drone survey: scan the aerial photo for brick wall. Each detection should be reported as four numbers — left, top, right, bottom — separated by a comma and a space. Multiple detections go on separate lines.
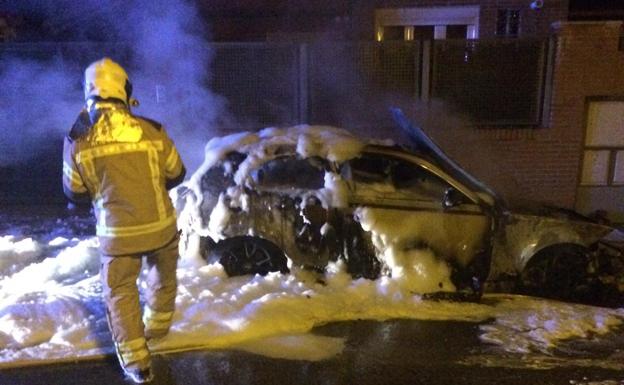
548, 22, 624, 210
432, 22, 624, 210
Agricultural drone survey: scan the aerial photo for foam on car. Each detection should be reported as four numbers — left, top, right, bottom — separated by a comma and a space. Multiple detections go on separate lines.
176, 125, 460, 294
354, 207, 457, 293
174, 125, 366, 261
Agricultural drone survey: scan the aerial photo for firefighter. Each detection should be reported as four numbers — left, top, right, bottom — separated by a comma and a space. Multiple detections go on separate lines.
62, 57, 186, 383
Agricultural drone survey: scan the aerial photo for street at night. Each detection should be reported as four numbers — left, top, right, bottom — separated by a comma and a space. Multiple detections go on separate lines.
2, 1, 624, 384
0, 207, 623, 384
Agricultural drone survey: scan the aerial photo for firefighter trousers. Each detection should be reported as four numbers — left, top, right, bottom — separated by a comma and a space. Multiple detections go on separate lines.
100, 235, 179, 371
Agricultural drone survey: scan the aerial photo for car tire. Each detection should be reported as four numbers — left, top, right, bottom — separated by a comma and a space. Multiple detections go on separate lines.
211, 236, 290, 277
519, 244, 591, 302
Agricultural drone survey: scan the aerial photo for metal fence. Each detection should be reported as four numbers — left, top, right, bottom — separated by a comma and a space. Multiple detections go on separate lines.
430, 39, 547, 126
0, 39, 550, 203
210, 41, 421, 129
210, 43, 301, 127
0, 39, 548, 129
0, 41, 131, 71
307, 41, 420, 128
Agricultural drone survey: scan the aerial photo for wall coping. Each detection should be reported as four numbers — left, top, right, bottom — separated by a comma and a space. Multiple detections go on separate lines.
551, 20, 623, 31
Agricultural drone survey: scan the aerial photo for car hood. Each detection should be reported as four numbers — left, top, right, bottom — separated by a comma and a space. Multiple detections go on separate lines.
505, 200, 614, 244
391, 108, 502, 210
508, 201, 596, 222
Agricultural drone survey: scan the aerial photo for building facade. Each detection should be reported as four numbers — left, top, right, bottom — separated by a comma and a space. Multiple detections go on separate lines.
202, 0, 569, 41
203, 1, 624, 221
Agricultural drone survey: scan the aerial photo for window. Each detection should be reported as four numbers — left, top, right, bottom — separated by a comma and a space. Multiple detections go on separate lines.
391, 161, 450, 200
496, 9, 520, 37
252, 156, 326, 190
347, 154, 454, 202
375, 6, 480, 40
580, 101, 624, 186
347, 155, 393, 184
200, 152, 246, 195
412, 26, 434, 40
381, 26, 405, 41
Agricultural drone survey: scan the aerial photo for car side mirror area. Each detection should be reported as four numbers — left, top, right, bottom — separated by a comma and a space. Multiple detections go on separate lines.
443, 187, 464, 210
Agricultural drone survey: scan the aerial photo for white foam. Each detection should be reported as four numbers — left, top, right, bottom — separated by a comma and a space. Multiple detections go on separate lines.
1, 127, 623, 368
0, 234, 621, 369
0, 236, 41, 277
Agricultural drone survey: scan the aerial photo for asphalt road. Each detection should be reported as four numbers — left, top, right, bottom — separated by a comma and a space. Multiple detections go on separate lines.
2, 319, 623, 385
1, 206, 623, 385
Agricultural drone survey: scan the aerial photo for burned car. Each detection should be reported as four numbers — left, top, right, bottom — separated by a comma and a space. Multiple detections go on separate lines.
175, 112, 615, 302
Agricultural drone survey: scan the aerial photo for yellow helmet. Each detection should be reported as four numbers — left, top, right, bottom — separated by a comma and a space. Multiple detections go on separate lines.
84, 57, 131, 104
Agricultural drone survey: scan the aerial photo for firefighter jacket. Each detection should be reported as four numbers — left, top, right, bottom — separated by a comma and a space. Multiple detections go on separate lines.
63, 101, 186, 255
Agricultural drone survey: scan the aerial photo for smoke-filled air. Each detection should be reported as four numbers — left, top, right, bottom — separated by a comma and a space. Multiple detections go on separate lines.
0, 0, 227, 173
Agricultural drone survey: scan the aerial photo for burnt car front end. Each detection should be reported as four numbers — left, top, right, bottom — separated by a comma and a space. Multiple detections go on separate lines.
489, 202, 616, 302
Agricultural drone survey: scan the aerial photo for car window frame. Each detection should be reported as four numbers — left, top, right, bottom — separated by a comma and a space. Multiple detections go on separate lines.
250, 154, 329, 192
348, 147, 482, 206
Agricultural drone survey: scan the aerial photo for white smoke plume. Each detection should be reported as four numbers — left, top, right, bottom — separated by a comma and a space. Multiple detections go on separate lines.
0, 0, 229, 173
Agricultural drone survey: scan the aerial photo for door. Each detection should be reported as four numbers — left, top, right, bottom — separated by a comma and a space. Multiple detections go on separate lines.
343, 151, 491, 282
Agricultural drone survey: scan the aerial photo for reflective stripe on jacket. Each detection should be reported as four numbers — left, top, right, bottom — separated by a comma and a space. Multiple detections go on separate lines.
63, 103, 186, 255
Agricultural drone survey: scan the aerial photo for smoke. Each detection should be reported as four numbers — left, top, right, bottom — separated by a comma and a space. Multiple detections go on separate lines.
0, 0, 228, 173
0, 56, 78, 166
121, 1, 230, 172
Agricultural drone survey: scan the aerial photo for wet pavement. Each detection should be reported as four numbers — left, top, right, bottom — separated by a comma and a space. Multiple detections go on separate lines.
2, 205, 624, 385
2, 319, 624, 385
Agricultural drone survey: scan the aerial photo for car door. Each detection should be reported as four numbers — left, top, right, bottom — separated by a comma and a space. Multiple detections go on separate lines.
343, 151, 492, 273
248, 155, 332, 268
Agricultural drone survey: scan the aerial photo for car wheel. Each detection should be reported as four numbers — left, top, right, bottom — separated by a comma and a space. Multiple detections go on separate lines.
519, 244, 590, 302
211, 236, 290, 277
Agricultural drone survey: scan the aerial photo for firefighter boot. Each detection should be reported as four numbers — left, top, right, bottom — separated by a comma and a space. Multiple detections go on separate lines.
124, 364, 154, 384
